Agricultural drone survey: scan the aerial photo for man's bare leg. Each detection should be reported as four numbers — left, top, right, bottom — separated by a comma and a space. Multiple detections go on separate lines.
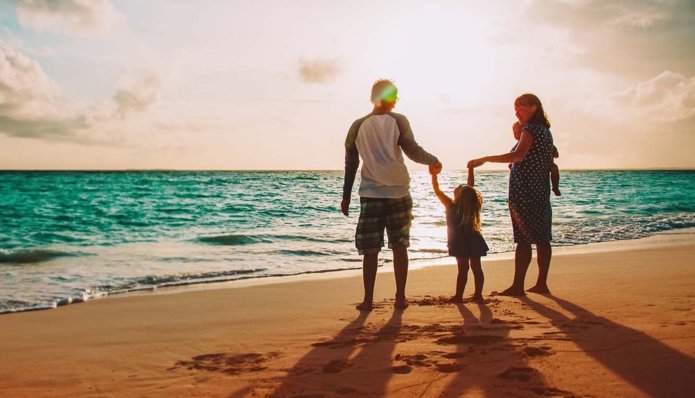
357, 253, 378, 311
528, 241, 551, 293
393, 246, 409, 309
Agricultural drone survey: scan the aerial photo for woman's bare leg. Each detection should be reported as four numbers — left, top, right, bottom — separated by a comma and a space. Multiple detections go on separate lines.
528, 241, 551, 293
499, 243, 531, 296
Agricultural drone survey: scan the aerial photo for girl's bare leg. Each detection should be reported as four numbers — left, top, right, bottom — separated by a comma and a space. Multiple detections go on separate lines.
469, 256, 484, 301
450, 257, 469, 303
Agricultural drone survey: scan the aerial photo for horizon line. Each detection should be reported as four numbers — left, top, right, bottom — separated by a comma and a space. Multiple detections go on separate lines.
1, 168, 694, 172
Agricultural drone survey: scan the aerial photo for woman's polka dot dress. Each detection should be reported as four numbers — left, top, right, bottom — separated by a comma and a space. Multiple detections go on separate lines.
508, 124, 554, 244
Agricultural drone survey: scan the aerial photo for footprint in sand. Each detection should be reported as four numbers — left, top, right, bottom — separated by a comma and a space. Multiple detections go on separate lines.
394, 353, 429, 367
437, 334, 504, 345
392, 365, 413, 374
435, 362, 464, 373
529, 386, 573, 396
499, 366, 536, 382
172, 352, 278, 375
442, 352, 467, 359
520, 346, 553, 357
322, 359, 353, 374
393, 353, 466, 373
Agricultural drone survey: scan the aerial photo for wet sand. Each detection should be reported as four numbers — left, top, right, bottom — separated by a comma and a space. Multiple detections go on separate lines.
1, 233, 694, 397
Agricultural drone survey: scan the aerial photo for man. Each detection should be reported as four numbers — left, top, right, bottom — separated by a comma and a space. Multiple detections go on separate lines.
341, 79, 442, 311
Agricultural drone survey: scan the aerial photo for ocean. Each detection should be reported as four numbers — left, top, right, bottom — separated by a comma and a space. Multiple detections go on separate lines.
1, 170, 694, 313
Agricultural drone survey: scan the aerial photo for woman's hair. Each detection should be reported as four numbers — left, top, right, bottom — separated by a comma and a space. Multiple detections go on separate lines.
453, 185, 483, 232
515, 93, 551, 128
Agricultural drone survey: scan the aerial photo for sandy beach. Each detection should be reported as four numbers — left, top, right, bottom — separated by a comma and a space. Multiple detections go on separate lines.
1, 233, 694, 398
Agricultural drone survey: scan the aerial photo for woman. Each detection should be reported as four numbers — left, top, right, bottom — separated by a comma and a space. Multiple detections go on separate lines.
468, 93, 554, 296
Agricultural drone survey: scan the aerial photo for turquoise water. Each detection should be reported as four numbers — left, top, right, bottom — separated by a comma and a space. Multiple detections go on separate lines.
1, 170, 694, 313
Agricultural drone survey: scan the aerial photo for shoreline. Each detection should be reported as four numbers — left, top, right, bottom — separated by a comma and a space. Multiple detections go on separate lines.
1, 231, 694, 397
4, 228, 695, 315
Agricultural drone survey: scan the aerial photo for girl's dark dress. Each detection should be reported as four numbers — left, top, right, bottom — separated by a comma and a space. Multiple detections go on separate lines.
446, 205, 489, 258
508, 123, 554, 244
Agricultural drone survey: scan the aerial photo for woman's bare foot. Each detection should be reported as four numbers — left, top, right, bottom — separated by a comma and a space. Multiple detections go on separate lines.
448, 296, 464, 304
527, 285, 551, 294
355, 301, 373, 311
394, 298, 409, 310
493, 286, 526, 297
470, 295, 485, 303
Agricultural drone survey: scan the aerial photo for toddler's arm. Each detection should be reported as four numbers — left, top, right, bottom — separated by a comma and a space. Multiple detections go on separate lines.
431, 174, 453, 206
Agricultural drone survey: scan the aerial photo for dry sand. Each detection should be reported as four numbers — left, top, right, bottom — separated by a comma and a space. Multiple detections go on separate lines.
1, 233, 694, 397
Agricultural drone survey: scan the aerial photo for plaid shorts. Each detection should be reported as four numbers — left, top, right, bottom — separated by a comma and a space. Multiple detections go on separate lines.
355, 195, 413, 255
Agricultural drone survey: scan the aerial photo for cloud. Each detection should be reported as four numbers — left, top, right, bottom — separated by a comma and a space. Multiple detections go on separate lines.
114, 71, 161, 118
525, 0, 695, 78
13, 0, 119, 36
297, 58, 342, 84
0, 43, 165, 144
613, 71, 695, 121
0, 44, 63, 120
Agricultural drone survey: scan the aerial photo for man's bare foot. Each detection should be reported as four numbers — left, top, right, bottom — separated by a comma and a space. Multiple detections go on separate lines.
448, 296, 464, 304
394, 298, 409, 310
492, 287, 526, 297
527, 285, 551, 294
356, 302, 373, 311
553, 188, 561, 196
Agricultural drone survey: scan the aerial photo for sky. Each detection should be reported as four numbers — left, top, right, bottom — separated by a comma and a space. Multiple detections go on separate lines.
0, 0, 693, 170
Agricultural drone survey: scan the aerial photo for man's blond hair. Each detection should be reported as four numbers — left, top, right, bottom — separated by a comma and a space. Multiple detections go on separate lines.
370, 79, 397, 103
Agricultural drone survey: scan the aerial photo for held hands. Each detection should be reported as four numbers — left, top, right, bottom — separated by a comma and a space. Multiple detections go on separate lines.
340, 198, 350, 216
429, 161, 443, 175
467, 158, 486, 169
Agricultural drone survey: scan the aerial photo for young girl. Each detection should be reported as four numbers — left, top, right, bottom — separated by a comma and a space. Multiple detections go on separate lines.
431, 168, 489, 303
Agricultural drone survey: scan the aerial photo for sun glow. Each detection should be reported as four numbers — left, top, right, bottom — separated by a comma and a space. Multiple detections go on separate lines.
357, 5, 502, 108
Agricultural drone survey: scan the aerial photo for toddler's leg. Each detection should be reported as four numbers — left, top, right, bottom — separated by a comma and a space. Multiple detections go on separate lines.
550, 163, 561, 196
470, 257, 484, 302
450, 257, 469, 303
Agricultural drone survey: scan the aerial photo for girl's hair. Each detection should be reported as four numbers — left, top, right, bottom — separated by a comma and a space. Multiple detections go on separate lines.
453, 185, 483, 232
515, 93, 551, 128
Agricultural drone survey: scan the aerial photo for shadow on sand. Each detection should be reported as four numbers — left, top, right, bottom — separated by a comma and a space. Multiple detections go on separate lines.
243, 308, 404, 397
522, 295, 695, 397
436, 301, 558, 397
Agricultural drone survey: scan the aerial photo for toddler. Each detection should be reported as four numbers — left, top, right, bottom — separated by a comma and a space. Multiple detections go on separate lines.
512, 122, 561, 196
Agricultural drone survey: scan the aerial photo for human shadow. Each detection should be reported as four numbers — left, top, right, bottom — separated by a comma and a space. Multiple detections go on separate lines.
522, 295, 695, 397
252, 309, 403, 398
439, 301, 553, 397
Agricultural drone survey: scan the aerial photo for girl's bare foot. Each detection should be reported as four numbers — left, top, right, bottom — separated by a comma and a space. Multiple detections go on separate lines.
448, 296, 464, 304
356, 301, 373, 311
527, 285, 551, 294
470, 295, 485, 303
